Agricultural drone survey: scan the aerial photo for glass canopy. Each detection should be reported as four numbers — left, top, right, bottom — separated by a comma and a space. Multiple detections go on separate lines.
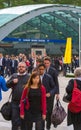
0, 4, 81, 55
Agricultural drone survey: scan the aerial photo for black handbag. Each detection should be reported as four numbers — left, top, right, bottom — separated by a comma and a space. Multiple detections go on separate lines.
51, 100, 67, 127
0, 92, 12, 121
63, 93, 69, 103
63, 92, 71, 103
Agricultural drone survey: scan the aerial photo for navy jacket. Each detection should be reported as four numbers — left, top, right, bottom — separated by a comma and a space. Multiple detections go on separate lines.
42, 73, 56, 96
47, 67, 59, 94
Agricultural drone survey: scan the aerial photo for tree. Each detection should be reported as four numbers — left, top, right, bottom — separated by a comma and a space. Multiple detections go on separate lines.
0, 0, 81, 9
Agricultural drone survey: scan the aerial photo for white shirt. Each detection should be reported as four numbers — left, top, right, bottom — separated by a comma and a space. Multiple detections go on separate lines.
0, 58, 2, 66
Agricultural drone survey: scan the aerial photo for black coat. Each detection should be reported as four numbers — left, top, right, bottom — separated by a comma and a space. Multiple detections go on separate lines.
42, 73, 56, 96
66, 79, 81, 128
42, 73, 56, 112
47, 67, 59, 94
6, 73, 30, 104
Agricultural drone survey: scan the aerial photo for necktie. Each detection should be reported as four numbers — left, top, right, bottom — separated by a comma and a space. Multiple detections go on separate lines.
46, 69, 48, 73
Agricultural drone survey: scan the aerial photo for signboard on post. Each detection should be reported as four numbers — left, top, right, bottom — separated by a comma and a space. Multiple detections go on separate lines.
64, 37, 72, 64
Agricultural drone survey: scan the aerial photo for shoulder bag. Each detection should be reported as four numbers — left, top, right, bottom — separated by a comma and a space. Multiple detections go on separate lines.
0, 91, 12, 121
51, 100, 67, 127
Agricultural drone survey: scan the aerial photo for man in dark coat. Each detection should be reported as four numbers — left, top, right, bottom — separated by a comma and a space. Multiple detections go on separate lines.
43, 56, 60, 130
44, 56, 59, 98
10, 55, 18, 74
6, 62, 30, 130
38, 63, 56, 130
0, 53, 6, 76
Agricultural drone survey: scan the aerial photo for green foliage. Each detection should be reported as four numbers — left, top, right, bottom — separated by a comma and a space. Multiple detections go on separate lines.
59, 0, 81, 6
0, 0, 81, 8
0, 0, 50, 8
0, 0, 5, 8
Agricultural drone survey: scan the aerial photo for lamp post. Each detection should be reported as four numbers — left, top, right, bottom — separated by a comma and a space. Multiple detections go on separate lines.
79, 18, 81, 66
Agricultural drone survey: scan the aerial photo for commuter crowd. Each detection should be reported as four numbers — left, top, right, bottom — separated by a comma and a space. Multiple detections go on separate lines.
0, 52, 79, 78
0, 52, 81, 130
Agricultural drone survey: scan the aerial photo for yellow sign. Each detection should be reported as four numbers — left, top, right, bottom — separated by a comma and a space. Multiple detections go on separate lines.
64, 37, 72, 64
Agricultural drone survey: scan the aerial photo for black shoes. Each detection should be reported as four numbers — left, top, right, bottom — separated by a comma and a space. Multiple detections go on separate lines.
47, 128, 50, 130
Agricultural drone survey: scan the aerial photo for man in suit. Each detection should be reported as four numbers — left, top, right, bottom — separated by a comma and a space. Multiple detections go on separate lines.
38, 63, 56, 130
43, 56, 60, 129
44, 56, 59, 100
10, 55, 18, 74
5, 54, 11, 77
0, 53, 6, 76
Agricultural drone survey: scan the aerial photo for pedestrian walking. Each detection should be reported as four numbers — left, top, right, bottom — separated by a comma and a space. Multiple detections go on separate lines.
65, 67, 81, 130
43, 56, 59, 100
38, 63, 56, 130
20, 72, 46, 130
6, 62, 30, 130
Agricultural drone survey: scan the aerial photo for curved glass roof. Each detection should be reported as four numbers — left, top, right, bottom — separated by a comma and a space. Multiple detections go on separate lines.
0, 4, 53, 27
0, 4, 81, 48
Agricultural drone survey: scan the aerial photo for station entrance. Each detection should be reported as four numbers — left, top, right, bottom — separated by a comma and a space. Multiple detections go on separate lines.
31, 44, 46, 57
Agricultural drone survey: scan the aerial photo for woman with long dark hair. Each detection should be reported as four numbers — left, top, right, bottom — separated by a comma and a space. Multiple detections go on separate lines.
20, 72, 46, 130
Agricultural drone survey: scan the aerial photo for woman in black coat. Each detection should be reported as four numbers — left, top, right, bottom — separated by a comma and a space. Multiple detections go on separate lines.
66, 67, 81, 130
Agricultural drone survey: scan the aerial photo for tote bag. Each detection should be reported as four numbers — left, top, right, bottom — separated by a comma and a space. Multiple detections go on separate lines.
51, 100, 67, 127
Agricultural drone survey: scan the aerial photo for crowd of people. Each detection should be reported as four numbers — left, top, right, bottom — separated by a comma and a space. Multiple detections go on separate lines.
0, 52, 79, 77
0, 52, 80, 130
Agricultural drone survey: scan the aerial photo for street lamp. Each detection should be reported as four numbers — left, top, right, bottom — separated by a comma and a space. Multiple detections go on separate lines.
79, 18, 81, 66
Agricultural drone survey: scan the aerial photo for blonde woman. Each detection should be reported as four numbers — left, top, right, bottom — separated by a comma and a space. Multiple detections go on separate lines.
20, 72, 46, 130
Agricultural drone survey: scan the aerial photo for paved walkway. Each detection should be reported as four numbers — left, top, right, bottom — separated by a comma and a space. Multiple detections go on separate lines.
0, 75, 74, 130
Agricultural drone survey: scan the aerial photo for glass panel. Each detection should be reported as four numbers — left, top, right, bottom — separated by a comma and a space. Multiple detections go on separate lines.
0, 14, 18, 27
6, 11, 79, 44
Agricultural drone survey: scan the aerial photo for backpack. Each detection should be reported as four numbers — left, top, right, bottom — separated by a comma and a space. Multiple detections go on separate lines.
0, 101, 12, 120
68, 80, 81, 113
0, 92, 12, 121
